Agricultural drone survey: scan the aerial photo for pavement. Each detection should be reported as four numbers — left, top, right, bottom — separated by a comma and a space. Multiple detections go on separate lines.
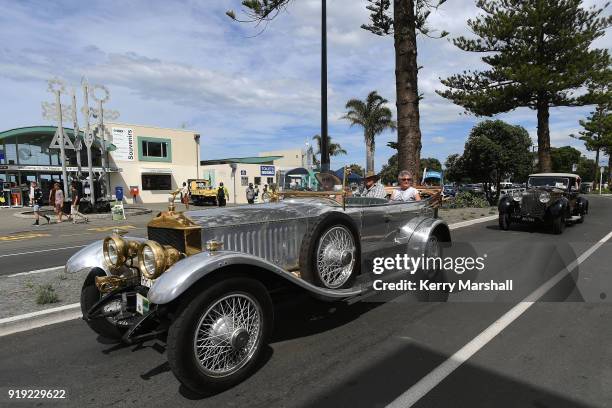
0, 196, 611, 407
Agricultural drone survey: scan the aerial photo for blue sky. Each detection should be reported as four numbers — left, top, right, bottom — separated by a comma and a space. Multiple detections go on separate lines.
0, 0, 610, 171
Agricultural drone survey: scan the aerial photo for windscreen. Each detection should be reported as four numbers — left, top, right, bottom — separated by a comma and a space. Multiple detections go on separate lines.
528, 177, 569, 189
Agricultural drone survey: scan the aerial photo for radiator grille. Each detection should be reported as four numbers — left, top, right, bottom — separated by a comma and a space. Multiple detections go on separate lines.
521, 193, 546, 219
148, 227, 186, 253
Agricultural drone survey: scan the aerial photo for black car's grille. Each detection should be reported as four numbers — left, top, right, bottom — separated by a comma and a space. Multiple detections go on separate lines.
521, 192, 546, 219
148, 227, 186, 253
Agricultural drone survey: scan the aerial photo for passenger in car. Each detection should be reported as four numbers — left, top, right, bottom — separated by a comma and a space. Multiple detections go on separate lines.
391, 170, 421, 202
359, 171, 386, 199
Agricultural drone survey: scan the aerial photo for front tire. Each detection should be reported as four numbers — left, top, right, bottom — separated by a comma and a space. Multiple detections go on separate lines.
167, 277, 273, 393
551, 215, 566, 234
80, 269, 126, 340
498, 213, 511, 231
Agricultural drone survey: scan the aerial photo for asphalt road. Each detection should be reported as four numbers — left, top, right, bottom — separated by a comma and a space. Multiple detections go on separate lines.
1, 196, 612, 407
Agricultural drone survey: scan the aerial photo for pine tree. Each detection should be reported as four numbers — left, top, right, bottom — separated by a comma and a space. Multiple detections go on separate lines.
438, 0, 611, 172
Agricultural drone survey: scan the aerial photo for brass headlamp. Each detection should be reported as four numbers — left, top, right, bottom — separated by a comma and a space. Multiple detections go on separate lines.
103, 234, 141, 268
138, 240, 181, 279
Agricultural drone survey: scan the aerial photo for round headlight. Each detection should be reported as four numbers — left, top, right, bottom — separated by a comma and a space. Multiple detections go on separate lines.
539, 191, 550, 203
512, 190, 522, 202
103, 236, 128, 267
138, 240, 166, 279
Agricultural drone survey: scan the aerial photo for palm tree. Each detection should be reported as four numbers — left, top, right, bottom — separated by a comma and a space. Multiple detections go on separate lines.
312, 134, 347, 168
342, 91, 396, 174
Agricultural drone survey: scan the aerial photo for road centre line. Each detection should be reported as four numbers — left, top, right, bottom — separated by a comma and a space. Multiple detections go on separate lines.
0, 245, 86, 258
387, 230, 612, 408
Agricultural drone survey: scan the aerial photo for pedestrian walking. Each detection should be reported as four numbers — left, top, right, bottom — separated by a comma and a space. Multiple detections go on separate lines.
31, 181, 50, 226
69, 183, 88, 224
217, 182, 228, 207
246, 183, 256, 204
49, 182, 65, 223
181, 181, 190, 210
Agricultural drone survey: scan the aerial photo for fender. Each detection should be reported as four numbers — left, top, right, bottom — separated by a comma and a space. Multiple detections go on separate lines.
147, 250, 363, 305
548, 197, 569, 218
393, 216, 451, 256
498, 196, 515, 214
64, 237, 147, 276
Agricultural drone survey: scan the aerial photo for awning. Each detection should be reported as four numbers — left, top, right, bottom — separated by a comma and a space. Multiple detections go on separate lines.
140, 168, 173, 174
201, 156, 282, 165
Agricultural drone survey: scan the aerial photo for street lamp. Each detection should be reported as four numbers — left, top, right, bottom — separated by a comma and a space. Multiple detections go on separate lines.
320, 0, 330, 173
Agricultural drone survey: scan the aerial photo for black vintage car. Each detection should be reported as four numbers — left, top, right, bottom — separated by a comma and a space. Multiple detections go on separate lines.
498, 173, 589, 234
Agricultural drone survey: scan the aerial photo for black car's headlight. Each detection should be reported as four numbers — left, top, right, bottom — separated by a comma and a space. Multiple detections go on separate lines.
138, 240, 181, 279
539, 191, 551, 203
512, 190, 522, 202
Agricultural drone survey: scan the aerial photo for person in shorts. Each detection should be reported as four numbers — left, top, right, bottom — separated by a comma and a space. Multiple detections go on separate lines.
69, 183, 88, 224
32, 182, 50, 226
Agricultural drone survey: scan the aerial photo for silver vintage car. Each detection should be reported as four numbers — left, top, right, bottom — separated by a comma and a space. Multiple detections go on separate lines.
66, 183, 450, 393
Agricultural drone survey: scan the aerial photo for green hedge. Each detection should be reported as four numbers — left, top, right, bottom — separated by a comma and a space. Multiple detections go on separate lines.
445, 191, 490, 209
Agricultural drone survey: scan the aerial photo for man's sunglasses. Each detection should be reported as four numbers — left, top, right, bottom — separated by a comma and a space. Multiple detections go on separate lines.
400, 178, 412, 181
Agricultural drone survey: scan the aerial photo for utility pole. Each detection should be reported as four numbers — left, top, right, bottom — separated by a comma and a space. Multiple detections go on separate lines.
320, 0, 330, 173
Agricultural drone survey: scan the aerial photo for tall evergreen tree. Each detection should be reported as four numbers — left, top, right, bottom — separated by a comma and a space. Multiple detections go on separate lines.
438, 0, 611, 172
362, 0, 448, 178
572, 104, 612, 185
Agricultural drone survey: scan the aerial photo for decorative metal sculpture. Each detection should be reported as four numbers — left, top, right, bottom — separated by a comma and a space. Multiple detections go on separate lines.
71, 88, 82, 177
81, 77, 96, 204
89, 84, 119, 200
42, 78, 73, 200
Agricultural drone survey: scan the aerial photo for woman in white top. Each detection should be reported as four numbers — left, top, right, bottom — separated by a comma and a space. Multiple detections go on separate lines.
391, 170, 421, 202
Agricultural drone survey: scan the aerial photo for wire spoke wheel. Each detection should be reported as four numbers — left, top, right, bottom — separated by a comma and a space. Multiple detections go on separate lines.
316, 225, 356, 288
193, 293, 262, 378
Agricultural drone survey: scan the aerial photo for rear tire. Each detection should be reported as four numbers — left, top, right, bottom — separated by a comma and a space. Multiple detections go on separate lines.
299, 213, 359, 289
416, 235, 449, 302
167, 277, 273, 393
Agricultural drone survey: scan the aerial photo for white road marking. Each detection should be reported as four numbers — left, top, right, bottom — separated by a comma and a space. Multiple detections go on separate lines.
0, 303, 80, 337
387, 230, 612, 408
448, 215, 497, 230
4, 266, 64, 278
0, 245, 85, 258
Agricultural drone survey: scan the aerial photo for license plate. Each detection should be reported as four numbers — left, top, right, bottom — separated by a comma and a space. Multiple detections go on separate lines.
136, 293, 150, 315
141, 275, 154, 288
522, 217, 535, 222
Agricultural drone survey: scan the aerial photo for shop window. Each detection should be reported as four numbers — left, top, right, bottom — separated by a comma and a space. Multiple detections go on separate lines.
141, 174, 172, 190
254, 177, 261, 186
138, 137, 172, 162
267, 177, 274, 185
241, 176, 249, 186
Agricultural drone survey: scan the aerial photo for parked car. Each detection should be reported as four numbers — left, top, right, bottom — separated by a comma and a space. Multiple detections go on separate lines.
498, 173, 588, 234
443, 184, 456, 197
66, 191, 450, 393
